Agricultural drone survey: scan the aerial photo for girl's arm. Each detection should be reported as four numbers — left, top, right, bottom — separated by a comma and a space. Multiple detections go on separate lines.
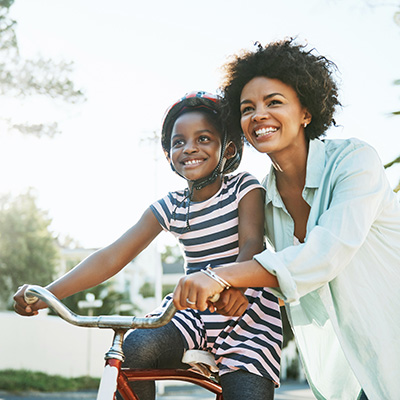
236, 188, 266, 262
13, 207, 162, 316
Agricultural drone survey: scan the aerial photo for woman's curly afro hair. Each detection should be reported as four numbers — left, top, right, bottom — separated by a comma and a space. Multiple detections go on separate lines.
220, 38, 341, 141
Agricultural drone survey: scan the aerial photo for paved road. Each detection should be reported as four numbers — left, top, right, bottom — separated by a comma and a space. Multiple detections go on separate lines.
0, 381, 314, 399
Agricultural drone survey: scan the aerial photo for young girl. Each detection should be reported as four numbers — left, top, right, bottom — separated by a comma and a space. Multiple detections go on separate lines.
172, 41, 400, 400
14, 92, 282, 400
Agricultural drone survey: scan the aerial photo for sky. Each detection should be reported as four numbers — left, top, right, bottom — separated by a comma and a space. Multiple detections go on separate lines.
1, 0, 400, 249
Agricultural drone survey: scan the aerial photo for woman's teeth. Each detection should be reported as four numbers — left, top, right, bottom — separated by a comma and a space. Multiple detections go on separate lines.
255, 127, 277, 137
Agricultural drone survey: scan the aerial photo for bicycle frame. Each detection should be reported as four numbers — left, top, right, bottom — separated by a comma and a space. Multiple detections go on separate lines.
24, 285, 223, 400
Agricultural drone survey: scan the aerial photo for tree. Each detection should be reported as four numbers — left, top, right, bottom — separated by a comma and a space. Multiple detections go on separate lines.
0, 190, 59, 307
161, 244, 184, 265
60, 281, 139, 317
383, 8, 400, 192
0, 0, 85, 137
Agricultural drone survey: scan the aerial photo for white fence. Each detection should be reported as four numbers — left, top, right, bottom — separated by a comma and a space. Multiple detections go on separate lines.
1, 311, 112, 378
1, 311, 304, 382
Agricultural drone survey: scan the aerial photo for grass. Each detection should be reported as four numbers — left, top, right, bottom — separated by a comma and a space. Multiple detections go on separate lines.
0, 369, 100, 393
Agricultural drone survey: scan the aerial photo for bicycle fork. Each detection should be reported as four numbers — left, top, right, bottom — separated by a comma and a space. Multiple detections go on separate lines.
96, 329, 138, 400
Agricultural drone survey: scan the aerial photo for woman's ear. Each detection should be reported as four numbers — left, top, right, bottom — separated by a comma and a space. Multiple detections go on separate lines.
224, 141, 237, 160
303, 110, 312, 127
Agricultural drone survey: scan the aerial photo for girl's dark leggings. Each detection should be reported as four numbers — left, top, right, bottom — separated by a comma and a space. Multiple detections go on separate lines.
117, 321, 275, 400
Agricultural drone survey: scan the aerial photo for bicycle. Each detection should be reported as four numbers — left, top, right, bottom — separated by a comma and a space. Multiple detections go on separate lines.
24, 285, 223, 400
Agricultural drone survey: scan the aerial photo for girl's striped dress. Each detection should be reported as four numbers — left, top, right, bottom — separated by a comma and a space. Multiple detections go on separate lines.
150, 171, 282, 385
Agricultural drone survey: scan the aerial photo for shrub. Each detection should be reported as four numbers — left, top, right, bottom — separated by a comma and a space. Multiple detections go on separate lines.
0, 369, 99, 393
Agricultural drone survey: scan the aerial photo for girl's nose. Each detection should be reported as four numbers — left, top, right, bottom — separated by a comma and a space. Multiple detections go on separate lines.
183, 141, 199, 154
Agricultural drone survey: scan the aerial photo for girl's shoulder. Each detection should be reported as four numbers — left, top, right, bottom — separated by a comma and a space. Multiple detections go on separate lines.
224, 171, 262, 186
223, 171, 265, 200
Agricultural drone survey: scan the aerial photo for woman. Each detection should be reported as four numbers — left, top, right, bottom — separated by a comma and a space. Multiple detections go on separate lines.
173, 39, 400, 400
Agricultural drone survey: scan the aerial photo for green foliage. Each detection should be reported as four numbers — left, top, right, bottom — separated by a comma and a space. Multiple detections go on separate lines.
393, 79, 400, 117
162, 284, 176, 298
161, 244, 184, 265
0, 369, 99, 393
60, 281, 138, 316
0, 1, 14, 9
0, 1, 85, 136
385, 78, 400, 192
280, 306, 294, 348
0, 190, 58, 307
139, 281, 155, 298
285, 355, 300, 380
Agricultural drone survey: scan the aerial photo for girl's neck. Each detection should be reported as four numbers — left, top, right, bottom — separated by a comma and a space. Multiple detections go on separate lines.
188, 175, 224, 202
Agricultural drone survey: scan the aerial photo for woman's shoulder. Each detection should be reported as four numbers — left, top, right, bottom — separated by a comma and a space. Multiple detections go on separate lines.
316, 138, 386, 184
322, 137, 381, 165
323, 137, 376, 155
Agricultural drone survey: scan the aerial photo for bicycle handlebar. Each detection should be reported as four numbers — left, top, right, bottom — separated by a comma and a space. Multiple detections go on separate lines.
24, 285, 177, 330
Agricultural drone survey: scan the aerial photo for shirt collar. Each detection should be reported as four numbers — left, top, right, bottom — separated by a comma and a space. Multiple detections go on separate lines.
305, 139, 326, 189
264, 139, 326, 205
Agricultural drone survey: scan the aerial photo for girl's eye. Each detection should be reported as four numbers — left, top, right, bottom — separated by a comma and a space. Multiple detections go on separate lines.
198, 135, 210, 143
171, 138, 184, 147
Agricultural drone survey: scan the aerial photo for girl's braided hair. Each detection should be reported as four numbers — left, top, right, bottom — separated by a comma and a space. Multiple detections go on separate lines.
220, 38, 341, 141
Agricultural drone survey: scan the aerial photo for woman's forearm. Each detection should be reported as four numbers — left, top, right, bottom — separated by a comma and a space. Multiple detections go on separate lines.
173, 258, 279, 311
216, 259, 279, 288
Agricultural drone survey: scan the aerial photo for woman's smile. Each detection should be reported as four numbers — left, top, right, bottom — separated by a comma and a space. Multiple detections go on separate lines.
254, 126, 279, 139
240, 76, 310, 157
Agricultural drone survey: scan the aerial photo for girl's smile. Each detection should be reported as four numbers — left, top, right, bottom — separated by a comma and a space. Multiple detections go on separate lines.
170, 111, 223, 184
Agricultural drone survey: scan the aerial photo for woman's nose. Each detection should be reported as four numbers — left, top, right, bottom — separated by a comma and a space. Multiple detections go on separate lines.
251, 108, 270, 122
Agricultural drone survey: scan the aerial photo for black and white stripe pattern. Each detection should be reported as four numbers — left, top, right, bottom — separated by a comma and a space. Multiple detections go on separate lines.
151, 172, 282, 385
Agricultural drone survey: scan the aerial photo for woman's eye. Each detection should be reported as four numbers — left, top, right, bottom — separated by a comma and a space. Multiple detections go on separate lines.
268, 99, 282, 107
240, 106, 253, 115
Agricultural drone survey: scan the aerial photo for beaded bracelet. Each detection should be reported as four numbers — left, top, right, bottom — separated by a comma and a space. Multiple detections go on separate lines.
200, 265, 231, 290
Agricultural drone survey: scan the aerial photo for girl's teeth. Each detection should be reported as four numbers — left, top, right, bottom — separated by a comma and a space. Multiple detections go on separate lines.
185, 159, 202, 165
255, 127, 277, 137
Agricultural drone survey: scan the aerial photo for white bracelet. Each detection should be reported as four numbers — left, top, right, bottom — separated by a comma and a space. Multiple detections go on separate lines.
200, 265, 231, 290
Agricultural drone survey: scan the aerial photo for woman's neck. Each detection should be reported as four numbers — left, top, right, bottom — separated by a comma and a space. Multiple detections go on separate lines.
270, 141, 309, 190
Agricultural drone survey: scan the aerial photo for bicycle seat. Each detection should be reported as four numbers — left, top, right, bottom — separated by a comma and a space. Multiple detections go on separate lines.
182, 349, 218, 378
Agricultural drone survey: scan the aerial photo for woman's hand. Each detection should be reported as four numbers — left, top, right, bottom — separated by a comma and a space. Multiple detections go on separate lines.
13, 284, 48, 316
213, 288, 248, 316
173, 271, 224, 312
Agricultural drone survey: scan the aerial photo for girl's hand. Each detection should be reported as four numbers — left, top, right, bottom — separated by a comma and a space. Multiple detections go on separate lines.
173, 271, 224, 312
213, 288, 248, 316
13, 284, 48, 316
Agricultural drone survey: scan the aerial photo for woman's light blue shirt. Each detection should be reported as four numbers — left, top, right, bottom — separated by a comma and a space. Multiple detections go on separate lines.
254, 138, 400, 400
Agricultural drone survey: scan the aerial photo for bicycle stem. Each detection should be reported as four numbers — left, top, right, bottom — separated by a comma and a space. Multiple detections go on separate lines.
105, 329, 126, 362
